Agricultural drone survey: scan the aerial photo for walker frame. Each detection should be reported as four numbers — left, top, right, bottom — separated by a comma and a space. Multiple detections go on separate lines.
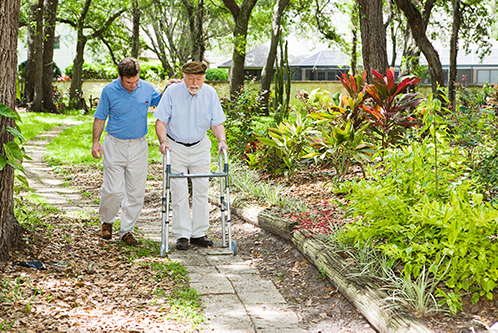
160, 147, 235, 256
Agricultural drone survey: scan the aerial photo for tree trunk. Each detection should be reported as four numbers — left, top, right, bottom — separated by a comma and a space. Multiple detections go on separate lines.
230, 28, 248, 96
68, 0, 91, 108
223, 0, 259, 99
182, 0, 205, 62
259, 0, 290, 115
399, 25, 420, 77
64, 0, 124, 109
0, 0, 24, 262
192, 0, 205, 61
351, 28, 358, 76
357, 0, 388, 81
350, 6, 359, 76
394, 0, 444, 95
32, 0, 44, 112
25, 1, 38, 103
42, 0, 59, 113
448, 0, 461, 111
69, 35, 87, 109
131, 0, 140, 59
147, 18, 175, 76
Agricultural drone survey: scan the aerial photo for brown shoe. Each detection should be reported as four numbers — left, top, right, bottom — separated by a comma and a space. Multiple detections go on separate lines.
122, 232, 138, 246
100, 223, 113, 240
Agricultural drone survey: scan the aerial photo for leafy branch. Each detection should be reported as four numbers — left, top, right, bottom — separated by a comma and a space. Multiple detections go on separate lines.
0, 104, 30, 186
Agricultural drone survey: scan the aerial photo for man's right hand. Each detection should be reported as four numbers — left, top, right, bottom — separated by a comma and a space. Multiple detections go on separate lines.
92, 142, 103, 159
159, 142, 172, 154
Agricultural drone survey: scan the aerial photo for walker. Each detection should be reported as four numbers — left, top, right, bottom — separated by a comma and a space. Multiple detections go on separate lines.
160, 147, 236, 256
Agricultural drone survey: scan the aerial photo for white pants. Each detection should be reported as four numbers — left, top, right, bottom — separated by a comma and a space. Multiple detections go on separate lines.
169, 136, 211, 239
99, 134, 148, 237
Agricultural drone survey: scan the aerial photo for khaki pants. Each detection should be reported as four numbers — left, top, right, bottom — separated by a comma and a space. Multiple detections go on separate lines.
169, 136, 211, 239
99, 134, 148, 237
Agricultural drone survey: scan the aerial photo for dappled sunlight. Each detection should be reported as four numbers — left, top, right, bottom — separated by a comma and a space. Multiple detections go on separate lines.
2, 192, 201, 331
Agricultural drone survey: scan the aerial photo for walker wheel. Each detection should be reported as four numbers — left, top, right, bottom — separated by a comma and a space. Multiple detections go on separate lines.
231, 240, 237, 256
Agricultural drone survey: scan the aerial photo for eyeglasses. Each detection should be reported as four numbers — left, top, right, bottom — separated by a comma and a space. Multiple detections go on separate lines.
185, 75, 205, 83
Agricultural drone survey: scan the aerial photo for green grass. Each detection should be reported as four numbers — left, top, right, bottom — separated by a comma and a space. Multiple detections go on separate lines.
229, 160, 307, 212
18, 112, 90, 142
118, 240, 206, 330
46, 122, 96, 165
11, 195, 205, 331
46, 114, 163, 165
20, 110, 222, 166
14, 190, 60, 232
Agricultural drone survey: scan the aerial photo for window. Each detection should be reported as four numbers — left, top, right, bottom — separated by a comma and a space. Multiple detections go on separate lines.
317, 72, 325, 80
491, 70, 498, 84
327, 72, 334, 80
456, 69, 472, 83
307, 70, 315, 80
477, 70, 498, 84
54, 36, 60, 50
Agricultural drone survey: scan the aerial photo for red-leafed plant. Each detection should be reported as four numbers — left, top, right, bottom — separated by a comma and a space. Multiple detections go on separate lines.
362, 68, 422, 150
334, 71, 369, 129
311, 72, 369, 131
287, 201, 339, 236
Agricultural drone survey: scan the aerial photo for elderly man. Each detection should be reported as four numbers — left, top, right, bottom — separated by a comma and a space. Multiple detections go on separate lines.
92, 57, 162, 246
154, 61, 228, 250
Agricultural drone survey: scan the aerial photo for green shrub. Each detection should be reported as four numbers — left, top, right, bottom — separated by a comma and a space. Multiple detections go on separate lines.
344, 139, 498, 313
64, 62, 167, 81
221, 86, 264, 159
472, 142, 498, 200
139, 62, 166, 81
65, 63, 117, 80
18, 60, 62, 80
206, 68, 228, 81
257, 113, 314, 178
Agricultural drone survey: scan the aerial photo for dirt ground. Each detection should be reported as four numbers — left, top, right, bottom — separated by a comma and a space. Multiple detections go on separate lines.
54, 162, 497, 332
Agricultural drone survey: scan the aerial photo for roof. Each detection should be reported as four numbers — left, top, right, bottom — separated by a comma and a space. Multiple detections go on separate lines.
218, 43, 311, 69
218, 43, 498, 70
219, 44, 269, 68
436, 48, 498, 67
295, 50, 350, 68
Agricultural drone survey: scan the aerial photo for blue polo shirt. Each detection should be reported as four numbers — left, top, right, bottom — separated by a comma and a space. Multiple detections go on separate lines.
153, 82, 226, 143
94, 79, 162, 140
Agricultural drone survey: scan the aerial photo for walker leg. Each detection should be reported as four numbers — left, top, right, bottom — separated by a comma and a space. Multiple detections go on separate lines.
224, 173, 234, 255
161, 154, 171, 257
219, 152, 227, 248
160, 198, 167, 257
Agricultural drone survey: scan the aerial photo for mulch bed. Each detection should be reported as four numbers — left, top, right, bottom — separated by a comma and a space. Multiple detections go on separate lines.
5, 161, 498, 332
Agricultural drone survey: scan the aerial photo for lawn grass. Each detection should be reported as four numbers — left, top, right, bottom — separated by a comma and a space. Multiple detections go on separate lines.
18, 111, 90, 142
45, 114, 164, 165
45, 113, 221, 166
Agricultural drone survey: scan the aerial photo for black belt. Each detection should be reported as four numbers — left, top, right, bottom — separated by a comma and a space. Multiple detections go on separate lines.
167, 134, 201, 147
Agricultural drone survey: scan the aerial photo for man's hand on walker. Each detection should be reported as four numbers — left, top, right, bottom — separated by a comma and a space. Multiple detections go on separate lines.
159, 142, 171, 154
218, 140, 228, 152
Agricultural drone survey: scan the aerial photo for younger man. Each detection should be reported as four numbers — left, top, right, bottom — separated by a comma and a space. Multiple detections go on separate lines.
92, 57, 162, 245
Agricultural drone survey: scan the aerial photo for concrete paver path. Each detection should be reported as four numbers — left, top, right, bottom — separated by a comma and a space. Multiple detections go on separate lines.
23, 122, 307, 332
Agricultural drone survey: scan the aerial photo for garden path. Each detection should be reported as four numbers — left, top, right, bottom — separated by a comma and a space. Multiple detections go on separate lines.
22, 122, 309, 332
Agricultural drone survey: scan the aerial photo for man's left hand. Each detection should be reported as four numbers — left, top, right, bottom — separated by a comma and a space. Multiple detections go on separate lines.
218, 140, 229, 153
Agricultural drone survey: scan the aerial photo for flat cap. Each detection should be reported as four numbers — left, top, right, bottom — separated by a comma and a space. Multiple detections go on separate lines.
182, 61, 207, 75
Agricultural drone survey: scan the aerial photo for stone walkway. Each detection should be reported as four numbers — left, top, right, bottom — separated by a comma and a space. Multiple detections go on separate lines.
23, 122, 306, 332
23, 120, 97, 213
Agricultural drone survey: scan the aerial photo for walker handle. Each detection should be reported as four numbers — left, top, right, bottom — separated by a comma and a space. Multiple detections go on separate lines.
220, 147, 228, 165
163, 147, 171, 165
